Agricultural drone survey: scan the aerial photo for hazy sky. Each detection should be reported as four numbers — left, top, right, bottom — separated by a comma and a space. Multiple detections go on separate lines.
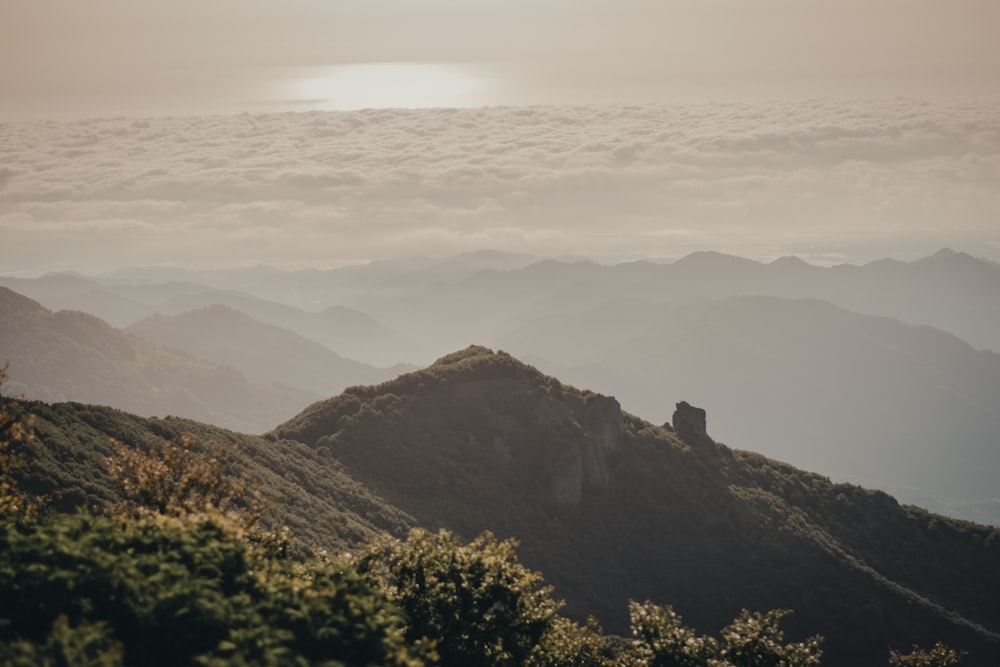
3, 0, 998, 118
1, 1, 999, 272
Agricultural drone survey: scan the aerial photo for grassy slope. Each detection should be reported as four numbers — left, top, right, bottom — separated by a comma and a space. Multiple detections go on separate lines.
11, 399, 414, 554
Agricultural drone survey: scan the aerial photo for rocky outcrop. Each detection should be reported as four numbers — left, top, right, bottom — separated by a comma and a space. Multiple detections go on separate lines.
550, 456, 585, 507
577, 394, 624, 489
536, 391, 625, 507
672, 401, 710, 443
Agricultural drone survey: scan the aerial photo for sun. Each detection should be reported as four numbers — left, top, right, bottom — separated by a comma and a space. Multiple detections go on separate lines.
286, 62, 493, 110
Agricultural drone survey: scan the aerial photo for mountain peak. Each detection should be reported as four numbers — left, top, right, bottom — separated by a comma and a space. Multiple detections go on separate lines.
423, 345, 536, 379
289, 345, 548, 412
339, 345, 548, 398
928, 247, 958, 259
672, 250, 760, 270
769, 255, 811, 268
270, 346, 631, 509
918, 247, 978, 266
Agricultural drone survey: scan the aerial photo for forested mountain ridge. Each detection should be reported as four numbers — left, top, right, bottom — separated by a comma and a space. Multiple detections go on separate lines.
273, 346, 1000, 666
5, 345, 1000, 665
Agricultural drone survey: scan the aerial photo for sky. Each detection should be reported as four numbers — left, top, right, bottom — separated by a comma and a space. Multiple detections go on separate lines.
1, 0, 999, 272
4, 0, 999, 118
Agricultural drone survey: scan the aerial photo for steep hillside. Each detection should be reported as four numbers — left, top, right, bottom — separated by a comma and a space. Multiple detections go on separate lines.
497, 295, 1000, 524
127, 305, 413, 396
274, 346, 1000, 666
7, 398, 414, 553
0, 287, 315, 433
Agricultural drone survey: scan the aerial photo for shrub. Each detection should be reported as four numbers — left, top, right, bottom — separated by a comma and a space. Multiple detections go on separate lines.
356, 528, 563, 667
0, 512, 423, 667
625, 602, 822, 667
889, 642, 965, 667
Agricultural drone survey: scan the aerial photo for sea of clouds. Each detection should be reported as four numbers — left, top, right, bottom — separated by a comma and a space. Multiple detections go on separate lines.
1, 98, 998, 273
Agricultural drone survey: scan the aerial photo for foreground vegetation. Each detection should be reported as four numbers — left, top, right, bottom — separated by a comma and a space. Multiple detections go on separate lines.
0, 380, 966, 666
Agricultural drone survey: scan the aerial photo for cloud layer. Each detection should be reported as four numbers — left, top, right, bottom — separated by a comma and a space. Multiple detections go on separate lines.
2, 98, 999, 273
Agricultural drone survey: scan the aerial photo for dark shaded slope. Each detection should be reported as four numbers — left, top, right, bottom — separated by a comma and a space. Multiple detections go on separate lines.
0, 287, 314, 433
273, 346, 1000, 667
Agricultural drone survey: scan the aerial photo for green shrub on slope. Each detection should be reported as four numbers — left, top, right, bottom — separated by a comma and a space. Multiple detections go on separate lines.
0, 512, 422, 667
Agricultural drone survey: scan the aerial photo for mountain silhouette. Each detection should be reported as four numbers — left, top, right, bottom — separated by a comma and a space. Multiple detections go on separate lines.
0, 287, 313, 432
128, 304, 413, 397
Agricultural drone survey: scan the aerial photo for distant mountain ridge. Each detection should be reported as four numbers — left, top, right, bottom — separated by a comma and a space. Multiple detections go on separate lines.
496, 293, 1000, 523
5, 248, 999, 355
0, 275, 408, 366
0, 287, 315, 432
127, 304, 414, 396
150, 291, 408, 366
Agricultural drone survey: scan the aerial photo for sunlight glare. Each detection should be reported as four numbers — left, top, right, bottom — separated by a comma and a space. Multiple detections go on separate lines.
287, 62, 493, 110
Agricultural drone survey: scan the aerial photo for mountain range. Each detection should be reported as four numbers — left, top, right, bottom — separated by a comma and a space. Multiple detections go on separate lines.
0, 287, 313, 433
3, 248, 998, 524
8, 346, 1000, 666
0, 288, 419, 433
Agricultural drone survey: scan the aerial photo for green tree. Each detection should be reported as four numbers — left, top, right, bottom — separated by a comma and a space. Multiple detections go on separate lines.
0, 413, 426, 667
718, 609, 822, 667
889, 642, 964, 667
529, 616, 611, 667
0, 615, 123, 667
105, 434, 267, 529
0, 511, 423, 667
627, 600, 718, 667
356, 528, 564, 667
0, 363, 39, 520
625, 602, 822, 667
